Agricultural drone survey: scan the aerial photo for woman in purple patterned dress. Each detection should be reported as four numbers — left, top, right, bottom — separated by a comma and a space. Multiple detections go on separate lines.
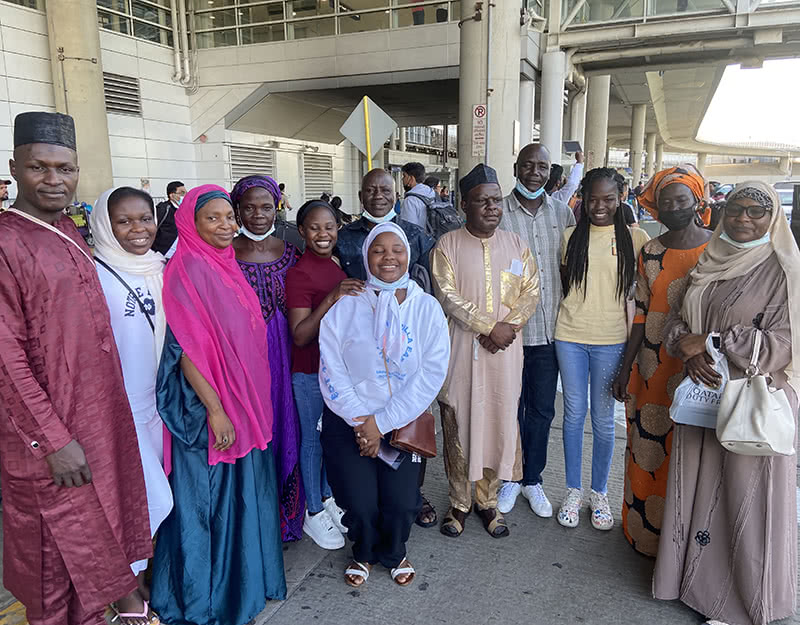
232, 175, 304, 541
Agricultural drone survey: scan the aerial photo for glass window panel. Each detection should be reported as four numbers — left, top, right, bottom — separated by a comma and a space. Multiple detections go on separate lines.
190, 0, 235, 9
98, 0, 129, 12
2, 0, 46, 8
287, 16, 335, 39
196, 28, 238, 47
448, 1, 460, 21
132, 0, 172, 26
393, 5, 446, 27
133, 19, 173, 44
239, 2, 284, 24
194, 8, 236, 28
339, 9, 389, 34
566, 0, 644, 22
240, 22, 286, 43
647, 0, 727, 16
98, 9, 132, 34
286, 0, 335, 19
340, 0, 389, 7
145, 0, 171, 7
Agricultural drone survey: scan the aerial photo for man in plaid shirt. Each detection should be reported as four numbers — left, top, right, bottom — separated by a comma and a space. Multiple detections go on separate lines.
497, 143, 576, 517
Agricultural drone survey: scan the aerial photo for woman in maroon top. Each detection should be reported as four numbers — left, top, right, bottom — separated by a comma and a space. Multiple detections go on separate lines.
287, 199, 364, 550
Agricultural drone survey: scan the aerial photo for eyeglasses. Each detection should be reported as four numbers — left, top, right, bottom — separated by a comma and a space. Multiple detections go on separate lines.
725, 203, 772, 220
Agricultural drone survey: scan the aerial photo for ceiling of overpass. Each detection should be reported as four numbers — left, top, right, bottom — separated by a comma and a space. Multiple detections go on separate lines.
227, 80, 459, 143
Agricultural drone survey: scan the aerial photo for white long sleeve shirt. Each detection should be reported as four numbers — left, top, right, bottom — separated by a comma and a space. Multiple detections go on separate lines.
551, 162, 584, 205
318, 281, 450, 434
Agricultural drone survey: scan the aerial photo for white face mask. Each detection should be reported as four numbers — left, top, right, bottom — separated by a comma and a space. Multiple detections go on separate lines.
239, 224, 275, 241
362, 208, 397, 224
719, 230, 771, 249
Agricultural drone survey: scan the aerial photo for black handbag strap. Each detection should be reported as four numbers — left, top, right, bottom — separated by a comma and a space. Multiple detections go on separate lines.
95, 258, 155, 333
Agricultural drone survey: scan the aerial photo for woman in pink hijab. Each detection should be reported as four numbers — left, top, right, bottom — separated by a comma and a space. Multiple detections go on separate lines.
150, 185, 286, 625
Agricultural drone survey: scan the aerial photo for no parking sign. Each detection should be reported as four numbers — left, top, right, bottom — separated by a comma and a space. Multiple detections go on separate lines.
472, 104, 487, 158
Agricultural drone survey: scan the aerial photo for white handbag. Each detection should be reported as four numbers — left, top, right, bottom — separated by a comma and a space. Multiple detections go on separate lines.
716, 329, 796, 456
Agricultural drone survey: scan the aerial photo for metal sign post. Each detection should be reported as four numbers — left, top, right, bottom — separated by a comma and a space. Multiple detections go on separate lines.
340, 96, 397, 169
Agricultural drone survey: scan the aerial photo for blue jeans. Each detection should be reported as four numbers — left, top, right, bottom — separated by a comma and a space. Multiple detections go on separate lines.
554, 340, 625, 494
292, 372, 332, 514
517, 343, 560, 486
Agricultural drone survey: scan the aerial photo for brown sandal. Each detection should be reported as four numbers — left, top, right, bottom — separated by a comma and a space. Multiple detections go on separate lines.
440, 507, 468, 538
415, 495, 437, 528
344, 561, 371, 588
391, 558, 415, 586
474, 504, 509, 538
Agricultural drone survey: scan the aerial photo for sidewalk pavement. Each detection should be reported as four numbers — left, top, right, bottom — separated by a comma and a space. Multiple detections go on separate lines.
2, 395, 798, 625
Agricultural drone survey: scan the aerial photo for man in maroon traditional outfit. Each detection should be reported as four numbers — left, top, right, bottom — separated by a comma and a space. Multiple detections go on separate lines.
0, 112, 152, 625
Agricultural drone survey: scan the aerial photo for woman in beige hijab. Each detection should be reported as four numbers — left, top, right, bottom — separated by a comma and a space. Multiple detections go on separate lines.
653, 181, 800, 625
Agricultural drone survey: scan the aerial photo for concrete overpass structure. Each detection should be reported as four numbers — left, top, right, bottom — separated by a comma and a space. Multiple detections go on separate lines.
3, 0, 798, 205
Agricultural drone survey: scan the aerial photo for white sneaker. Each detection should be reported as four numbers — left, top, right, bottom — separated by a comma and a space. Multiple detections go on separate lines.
557, 488, 583, 528
589, 490, 614, 531
303, 510, 345, 550
496, 482, 521, 514
323, 497, 348, 534
521, 484, 553, 518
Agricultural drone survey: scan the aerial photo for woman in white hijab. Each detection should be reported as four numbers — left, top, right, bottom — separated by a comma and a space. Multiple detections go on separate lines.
653, 181, 800, 625
90, 186, 173, 624
318, 222, 450, 588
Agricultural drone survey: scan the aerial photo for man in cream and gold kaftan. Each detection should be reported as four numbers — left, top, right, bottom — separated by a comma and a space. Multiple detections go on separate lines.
432, 164, 540, 539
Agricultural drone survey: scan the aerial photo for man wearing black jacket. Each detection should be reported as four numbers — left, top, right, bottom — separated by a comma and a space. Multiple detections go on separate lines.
151, 180, 186, 256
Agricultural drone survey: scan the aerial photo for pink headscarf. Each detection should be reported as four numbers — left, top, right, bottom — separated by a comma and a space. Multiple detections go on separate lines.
162, 184, 273, 467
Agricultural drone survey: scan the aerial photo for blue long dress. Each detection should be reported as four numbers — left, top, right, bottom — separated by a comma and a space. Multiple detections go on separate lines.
151, 328, 286, 625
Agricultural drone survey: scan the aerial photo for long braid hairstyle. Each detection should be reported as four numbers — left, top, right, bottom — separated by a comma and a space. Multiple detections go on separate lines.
564, 167, 636, 301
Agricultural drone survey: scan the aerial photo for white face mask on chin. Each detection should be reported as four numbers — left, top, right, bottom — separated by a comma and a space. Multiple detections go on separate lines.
239, 224, 276, 241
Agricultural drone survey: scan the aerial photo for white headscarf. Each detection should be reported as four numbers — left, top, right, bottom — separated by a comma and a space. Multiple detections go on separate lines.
682, 181, 800, 395
361, 222, 413, 364
90, 187, 167, 361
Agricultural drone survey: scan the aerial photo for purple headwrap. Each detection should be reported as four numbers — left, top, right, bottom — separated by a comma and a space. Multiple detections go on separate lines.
230, 175, 281, 209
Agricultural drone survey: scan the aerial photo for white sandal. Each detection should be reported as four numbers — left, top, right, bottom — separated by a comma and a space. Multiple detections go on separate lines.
390, 559, 415, 586
344, 561, 370, 587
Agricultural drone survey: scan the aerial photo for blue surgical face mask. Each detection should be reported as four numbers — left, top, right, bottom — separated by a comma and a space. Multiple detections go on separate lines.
174, 195, 183, 206
515, 179, 545, 201
720, 230, 771, 249
239, 224, 275, 241
363, 208, 397, 224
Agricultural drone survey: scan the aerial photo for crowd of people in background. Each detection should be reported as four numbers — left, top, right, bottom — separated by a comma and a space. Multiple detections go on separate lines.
0, 110, 798, 625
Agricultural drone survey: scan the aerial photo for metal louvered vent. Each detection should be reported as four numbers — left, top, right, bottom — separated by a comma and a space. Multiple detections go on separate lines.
103, 72, 141, 116
229, 145, 275, 181
303, 153, 333, 200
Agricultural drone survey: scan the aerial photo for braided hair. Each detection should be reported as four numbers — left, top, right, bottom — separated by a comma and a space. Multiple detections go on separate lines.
564, 167, 636, 301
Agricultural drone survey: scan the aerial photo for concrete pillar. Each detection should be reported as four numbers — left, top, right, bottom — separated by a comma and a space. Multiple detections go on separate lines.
540, 50, 566, 164
645, 133, 657, 179
779, 155, 791, 175
519, 77, 535, 146
458, 0, 521, 191
45, 0, 113, 204
584, 74, 610, 170
655, 142, 665, 172
569, 89, 586, 147
629, 103, 647, 185
398, 128, 407, 152
389, 131, 398, 151
697, 152, 708, 176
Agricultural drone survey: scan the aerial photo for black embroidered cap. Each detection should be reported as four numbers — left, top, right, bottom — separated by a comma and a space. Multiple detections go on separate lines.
13, 111, 77, 151
459, 163, 499, 198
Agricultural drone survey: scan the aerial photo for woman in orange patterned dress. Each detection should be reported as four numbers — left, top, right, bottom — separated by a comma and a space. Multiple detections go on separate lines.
612, 165, 711, 557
